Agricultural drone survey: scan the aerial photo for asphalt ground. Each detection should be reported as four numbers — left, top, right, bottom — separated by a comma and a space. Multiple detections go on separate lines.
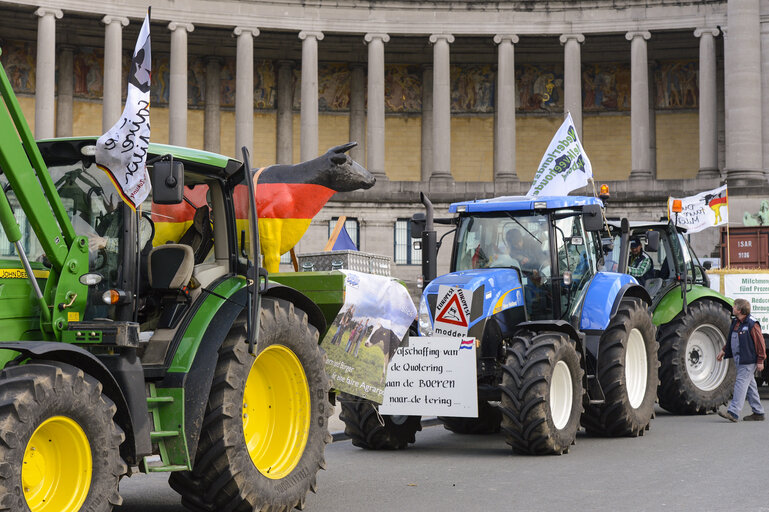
117, 388, 769, 512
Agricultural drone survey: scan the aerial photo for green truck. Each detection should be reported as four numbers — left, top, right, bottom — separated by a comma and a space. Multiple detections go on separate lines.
0, 57, 352, 512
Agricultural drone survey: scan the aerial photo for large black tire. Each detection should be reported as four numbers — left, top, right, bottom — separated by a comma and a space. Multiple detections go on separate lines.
0, 362, 125, 512
499, 331, 584, 455
657, 300, 735, 414
339, 394, 422, 450
169, 297, 332, 512
439, 400, 502, 435
582, 298, 659, 437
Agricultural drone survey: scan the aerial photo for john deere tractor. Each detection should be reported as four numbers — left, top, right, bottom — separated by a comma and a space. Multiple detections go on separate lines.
0, 60, 334, 511
340, 193, 660, 455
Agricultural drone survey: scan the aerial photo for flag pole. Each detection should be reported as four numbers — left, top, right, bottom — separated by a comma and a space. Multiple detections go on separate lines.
725, 183, 730, 268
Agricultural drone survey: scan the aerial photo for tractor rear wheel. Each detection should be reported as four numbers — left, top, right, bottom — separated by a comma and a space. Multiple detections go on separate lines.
499, 330, 584, 455
339, 394, 422, 449
439, 400, 502, 435
0, 362, 125, 512
657, 300, 735, 414
582, 298, 659, 437
169, 297, 332, 512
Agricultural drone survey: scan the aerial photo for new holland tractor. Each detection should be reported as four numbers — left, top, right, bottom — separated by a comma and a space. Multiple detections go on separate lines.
605, 220, 735, 414
0, 60, 335, 512
340, 193, 660, 455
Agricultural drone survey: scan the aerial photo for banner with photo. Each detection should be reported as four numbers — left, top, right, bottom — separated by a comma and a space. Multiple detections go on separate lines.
667, 184, 728, 233
321, 270, 417, 403
526, 112, 593, 197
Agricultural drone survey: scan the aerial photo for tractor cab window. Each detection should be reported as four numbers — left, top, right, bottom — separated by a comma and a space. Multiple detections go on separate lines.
0, 175, 45, 263
49, 163, 126, 319
554, 214, 595, 317
455, 212, 552, 320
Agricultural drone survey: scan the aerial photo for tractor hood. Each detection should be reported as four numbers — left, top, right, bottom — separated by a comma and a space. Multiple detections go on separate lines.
421, 269, 524, 338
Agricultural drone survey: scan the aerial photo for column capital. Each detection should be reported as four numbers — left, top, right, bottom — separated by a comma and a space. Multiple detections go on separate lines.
559, 33, 585, 45
35, 7, 62, 19
168, 21, 194, 33
101, 15, 129, 27
493, 34, 519, 45
234, 26, 259, 37
694, 27, 720, 38
429, 33, 455, 44
625, 30, 651, 41
364, 33, 390, 44
299, 31, 324, 41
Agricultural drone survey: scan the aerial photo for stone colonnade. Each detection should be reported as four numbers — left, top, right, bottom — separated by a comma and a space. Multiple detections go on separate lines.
32, 2, 765, 185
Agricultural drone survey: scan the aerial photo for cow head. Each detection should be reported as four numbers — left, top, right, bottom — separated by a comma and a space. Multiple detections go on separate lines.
311, 142, 376, 192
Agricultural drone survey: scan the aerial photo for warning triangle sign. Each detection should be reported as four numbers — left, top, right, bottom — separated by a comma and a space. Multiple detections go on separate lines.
435, 293, 468, 327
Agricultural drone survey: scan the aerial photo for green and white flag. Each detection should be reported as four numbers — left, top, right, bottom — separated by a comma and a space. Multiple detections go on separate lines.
526, 112, 592, 197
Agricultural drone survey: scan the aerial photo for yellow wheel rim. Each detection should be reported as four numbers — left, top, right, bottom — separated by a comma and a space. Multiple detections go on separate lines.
242, 345, 311, 480
23, 416, 92, 512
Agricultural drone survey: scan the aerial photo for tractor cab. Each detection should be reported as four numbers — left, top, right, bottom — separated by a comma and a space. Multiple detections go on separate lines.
0, 137, 257, 348
450, 198, 600, 322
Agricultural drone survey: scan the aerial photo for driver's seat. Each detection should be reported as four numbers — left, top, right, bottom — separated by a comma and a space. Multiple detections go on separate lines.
147, 244, 194, 329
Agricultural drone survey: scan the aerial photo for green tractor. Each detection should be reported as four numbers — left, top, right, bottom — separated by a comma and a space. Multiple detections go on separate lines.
607, 221, 735, 414
0, 60, 339, 511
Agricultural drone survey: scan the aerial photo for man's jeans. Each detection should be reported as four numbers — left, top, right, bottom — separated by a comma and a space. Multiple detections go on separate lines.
727, 363, 765, 418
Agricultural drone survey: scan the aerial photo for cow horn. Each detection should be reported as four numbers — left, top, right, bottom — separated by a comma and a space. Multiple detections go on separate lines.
330, 141, 357, 154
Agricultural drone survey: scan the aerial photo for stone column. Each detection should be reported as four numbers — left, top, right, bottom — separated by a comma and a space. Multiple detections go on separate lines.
234, 27, 258, 159
365, 33, 389, 179
694, 28, 720, 178
34, 7, 62, 139
560, 33, 585, 139
429, 34, 454, 182
349, 64, 366, 164
494, 34, 519, 182
56, 46, 74, 137
299, 31, 324, 161
626, 31, 652, 180
276, 60, 295, 164
762, 22, 769, 176
724, 0, 763, 184
421, 64, 433, 181
102, 15, 129, 131
204, 57, 221, 153
168, 22, 194, 146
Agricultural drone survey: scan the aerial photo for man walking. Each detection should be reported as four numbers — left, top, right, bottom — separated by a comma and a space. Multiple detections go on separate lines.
716, 298, 766, 422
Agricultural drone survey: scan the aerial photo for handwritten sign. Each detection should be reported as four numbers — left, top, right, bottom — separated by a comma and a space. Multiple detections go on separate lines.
379, 336, 478, 417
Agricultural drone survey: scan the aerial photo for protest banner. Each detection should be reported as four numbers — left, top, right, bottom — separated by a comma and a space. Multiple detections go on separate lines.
321, 270, 417, 403
379, 336, 478, 417
667, 185, 728, 234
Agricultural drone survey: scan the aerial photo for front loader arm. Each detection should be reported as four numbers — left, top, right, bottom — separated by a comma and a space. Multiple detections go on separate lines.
0, 55, 88, 337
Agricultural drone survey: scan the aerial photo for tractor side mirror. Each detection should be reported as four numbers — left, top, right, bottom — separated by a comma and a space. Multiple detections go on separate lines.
645, 230, 660, 252
582, 204, 603, 232
151, 160, 184, 204
703, 260, 713, 270
410, 212, 426, 239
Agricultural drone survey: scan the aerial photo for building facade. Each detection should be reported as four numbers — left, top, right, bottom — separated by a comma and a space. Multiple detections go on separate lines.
1, 0, 768, 286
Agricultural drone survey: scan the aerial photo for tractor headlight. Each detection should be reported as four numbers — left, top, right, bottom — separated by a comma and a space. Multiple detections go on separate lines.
418, 296, 433, 336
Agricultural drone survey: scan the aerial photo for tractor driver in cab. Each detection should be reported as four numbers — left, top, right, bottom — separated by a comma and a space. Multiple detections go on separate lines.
628, 237, 654, 285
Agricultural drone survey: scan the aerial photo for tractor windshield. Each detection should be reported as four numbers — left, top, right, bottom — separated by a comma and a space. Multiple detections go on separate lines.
454, 212, 550, 274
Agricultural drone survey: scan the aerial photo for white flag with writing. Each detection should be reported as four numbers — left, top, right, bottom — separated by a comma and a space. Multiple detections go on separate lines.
668, 185, 728, 233
96, 12, 152, 210
526, 113, 593, 197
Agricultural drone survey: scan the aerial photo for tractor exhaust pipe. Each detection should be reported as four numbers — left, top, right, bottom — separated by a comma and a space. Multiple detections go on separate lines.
420, 192, 437, 285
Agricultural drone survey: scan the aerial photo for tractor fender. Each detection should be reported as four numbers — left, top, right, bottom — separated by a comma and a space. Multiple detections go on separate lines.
652, 286, 732, 326
262, 281, 327, 339
0, 342, 140, 465
514, 320, 584, 358
580, 273, 651, 331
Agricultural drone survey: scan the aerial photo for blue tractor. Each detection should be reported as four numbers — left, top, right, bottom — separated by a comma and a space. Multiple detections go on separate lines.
340, 194, 660, 455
